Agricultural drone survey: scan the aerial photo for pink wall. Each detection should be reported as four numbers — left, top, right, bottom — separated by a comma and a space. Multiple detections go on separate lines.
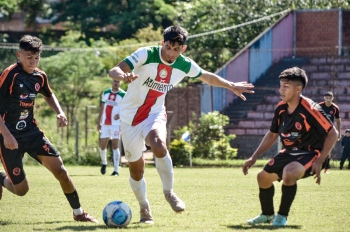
225, 50, 250, 103
272, 13, 294, 63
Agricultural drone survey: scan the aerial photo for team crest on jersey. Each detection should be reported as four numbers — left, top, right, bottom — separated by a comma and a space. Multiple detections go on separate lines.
268, 158, 275, 166
159, 69, 168, 79
330, 110, 333, 114
13, 167, 21, 176
295, 122, 302, 130
35, 83, 40, 91
110, 94, 115, 100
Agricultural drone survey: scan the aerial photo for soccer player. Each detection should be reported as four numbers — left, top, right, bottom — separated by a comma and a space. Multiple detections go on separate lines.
108, 25, 255, 224
318, 91, 341, 173
243, 67, 338, 227
97, 79, 125, 176
0, 35, 98, 223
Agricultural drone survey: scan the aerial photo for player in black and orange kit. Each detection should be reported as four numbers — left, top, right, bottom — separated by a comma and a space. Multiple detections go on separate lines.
0, 35, 98, 223
318, 91, 341, 173
242, 67, 338, 227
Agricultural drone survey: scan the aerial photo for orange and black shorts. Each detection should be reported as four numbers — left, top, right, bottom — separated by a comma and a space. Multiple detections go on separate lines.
263, 151, 324, 180
0, 131, 59, 185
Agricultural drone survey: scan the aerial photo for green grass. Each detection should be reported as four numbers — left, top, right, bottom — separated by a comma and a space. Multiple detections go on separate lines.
1, 165, 350, 231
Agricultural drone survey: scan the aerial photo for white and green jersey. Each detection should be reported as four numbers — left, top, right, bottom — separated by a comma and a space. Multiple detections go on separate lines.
121, 46, 202, 126
101, 88, 125, 125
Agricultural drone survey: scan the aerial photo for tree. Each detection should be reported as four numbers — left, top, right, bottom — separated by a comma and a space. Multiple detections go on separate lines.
50, 0, 177, 40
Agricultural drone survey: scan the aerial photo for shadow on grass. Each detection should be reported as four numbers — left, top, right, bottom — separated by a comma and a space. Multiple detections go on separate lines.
227, 224, 302, 230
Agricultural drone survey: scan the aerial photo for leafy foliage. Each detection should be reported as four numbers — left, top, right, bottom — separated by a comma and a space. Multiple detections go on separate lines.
170, 111, 237, 165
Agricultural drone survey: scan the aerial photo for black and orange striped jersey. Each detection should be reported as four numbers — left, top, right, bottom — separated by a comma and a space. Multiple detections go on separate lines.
318, 101, 340, 123
270, 96, 333, 152
0, 62, 52, 138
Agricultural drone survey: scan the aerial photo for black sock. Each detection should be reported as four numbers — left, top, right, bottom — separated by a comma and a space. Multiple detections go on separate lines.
64, 190, 81, 209
259, 185, 275, 216
278, 184, 297, 217
0, 171, 6, 187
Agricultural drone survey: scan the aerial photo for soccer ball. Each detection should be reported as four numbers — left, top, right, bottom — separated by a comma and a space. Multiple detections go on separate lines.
102, 200, 132, 227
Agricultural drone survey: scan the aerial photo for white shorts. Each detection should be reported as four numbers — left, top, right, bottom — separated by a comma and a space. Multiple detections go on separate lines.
100, 124, 120, 139
120, 112, 166, 162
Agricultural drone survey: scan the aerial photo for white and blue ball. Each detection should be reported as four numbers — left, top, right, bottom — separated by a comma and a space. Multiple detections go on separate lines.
102, 200, 132, 227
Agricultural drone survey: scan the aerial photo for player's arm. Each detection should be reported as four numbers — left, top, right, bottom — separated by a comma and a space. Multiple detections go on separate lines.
311, 126, 338, 184
198, 70, 254, 101
44, 93, 68, 127
108, 61, 138, 83
242, 131, 279, 175
0, 117, 18, 150
97, 103, 105, 131
336, 118, 341, 140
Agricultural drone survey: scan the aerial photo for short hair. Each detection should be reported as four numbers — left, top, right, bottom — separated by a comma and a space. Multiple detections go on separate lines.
324, 91, 333, 97
163, 26, 188, 46
278, 67, 308, 89
19, 35, 43, 53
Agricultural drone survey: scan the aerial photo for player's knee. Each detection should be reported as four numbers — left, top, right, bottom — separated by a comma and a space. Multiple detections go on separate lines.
15, 187, 29, 196
54, 167, 70, 182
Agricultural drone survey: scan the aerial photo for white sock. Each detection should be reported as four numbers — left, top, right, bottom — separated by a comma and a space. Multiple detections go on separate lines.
129, 177, 149, 208
113, 149, 120, 173
155, 152, 174, 193
99, 148, 107, 165
73, 207, 83, 215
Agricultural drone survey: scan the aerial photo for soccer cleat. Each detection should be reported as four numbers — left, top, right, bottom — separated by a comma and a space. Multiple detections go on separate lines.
324, 169, 330, 174
272, 214, 287, 227
111, 171, 119, 176
246, 214, 275, 225
164, 191, 185, 212
140, 206, 154, 224
100, 165, 106, 175
73, 211, 99, 223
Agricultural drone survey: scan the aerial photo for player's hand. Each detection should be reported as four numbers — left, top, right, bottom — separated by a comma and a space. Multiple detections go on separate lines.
57, 113, 68, 127
3, 133, 18, 150
123, 72, 138, 83
310, 159, 323, 185
231, 82, 255, 101
242, 157, 256, 175
97, 124, 101, 132
114, 114, 120, 120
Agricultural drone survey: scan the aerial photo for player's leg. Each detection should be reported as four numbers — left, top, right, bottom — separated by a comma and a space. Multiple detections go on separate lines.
145, 117, 185, 213
99, 125, 111, 175
340, 151, 347, 170
110, 125, 121, 176
0, 139, 29, 197
246, 170, 279, 225
120, 121, 153, 224
31, 133, 98, 223
272, 161, 305, 226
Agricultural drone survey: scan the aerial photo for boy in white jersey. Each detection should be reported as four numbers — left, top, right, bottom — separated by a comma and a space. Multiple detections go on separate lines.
108, 25, 255, 224
97, 80, 125, 176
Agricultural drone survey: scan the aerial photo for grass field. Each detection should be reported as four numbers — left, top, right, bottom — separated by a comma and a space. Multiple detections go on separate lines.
0, 164, 349, 231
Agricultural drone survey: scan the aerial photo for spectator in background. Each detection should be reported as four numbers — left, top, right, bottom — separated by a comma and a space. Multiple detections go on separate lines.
97, 80, 125, 176
319, 91, 341, 173
340, 129, 350, 170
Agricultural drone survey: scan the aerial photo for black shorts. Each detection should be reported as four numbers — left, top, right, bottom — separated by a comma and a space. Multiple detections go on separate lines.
263, 151, 323, 180
0, 131, 59, 185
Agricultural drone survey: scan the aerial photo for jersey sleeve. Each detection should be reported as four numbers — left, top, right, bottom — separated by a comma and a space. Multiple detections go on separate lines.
123, 47, 148, 70
38, 72, 53, 97
188, 58, 202, 79
307, 102, 333, 135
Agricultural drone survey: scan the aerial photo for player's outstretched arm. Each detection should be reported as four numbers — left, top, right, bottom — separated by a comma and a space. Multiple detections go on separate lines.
242, 131, 279, 175
198, 70, 254, 101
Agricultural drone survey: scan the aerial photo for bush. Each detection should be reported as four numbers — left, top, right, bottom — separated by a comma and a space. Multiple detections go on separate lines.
169, 139, 193, 166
